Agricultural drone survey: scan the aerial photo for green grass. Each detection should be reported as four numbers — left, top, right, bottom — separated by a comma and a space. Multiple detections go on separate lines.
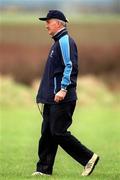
0, 76, 120, 179
1, 105, 120, 180
1, 12, 120, 25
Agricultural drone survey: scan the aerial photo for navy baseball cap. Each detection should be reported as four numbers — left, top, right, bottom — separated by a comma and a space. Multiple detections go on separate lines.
39, 10, 68, 22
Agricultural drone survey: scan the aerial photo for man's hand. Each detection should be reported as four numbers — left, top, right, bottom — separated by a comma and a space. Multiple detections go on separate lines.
54, 89, 67, 103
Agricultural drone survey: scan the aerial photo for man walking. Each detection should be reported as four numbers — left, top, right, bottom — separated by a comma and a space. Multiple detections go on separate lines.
32, 10, 99, 176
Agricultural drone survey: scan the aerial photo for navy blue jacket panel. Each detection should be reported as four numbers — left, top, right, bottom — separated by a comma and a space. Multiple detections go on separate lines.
36, 29, 78, 104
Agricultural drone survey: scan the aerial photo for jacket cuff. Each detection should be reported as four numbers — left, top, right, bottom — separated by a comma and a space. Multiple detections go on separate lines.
61, 84, 67, 90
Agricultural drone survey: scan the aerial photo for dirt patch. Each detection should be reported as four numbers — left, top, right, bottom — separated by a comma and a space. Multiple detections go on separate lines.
0, 23, 120, 88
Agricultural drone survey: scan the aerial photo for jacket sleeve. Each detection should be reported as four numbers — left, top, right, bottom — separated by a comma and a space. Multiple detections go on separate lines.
59, 35, 72, 90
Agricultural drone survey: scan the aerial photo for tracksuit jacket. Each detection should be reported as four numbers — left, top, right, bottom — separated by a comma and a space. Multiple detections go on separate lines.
36, 28, 78, 104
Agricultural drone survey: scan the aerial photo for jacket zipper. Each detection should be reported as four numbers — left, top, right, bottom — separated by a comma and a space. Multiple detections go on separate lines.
54, 77, 57, 94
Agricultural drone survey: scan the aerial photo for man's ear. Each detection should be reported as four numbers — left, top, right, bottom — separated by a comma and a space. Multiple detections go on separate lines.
57, 21, 61, 27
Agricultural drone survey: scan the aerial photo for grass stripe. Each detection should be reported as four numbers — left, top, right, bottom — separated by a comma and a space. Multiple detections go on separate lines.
1, 12, 120, 25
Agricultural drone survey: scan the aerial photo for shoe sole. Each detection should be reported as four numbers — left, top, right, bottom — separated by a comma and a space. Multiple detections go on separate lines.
32, 172, 51, 176
88, 156, 100, 176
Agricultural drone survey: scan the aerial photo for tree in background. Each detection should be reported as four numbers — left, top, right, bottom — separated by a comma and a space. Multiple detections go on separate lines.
112, 0, 120, 13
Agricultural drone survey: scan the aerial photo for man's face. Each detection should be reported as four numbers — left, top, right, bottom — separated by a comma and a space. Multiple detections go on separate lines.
45, 19, 60, 36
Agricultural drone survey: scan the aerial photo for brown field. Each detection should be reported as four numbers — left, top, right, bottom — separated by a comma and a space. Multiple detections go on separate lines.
0, 23, 120, 89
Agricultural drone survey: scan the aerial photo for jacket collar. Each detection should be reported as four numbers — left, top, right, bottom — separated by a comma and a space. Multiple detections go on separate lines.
52, 28, 68, 41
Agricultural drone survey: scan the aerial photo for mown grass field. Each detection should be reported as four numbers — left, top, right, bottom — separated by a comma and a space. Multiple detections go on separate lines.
0, 76, 120, 180
1, 105, 120, 180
